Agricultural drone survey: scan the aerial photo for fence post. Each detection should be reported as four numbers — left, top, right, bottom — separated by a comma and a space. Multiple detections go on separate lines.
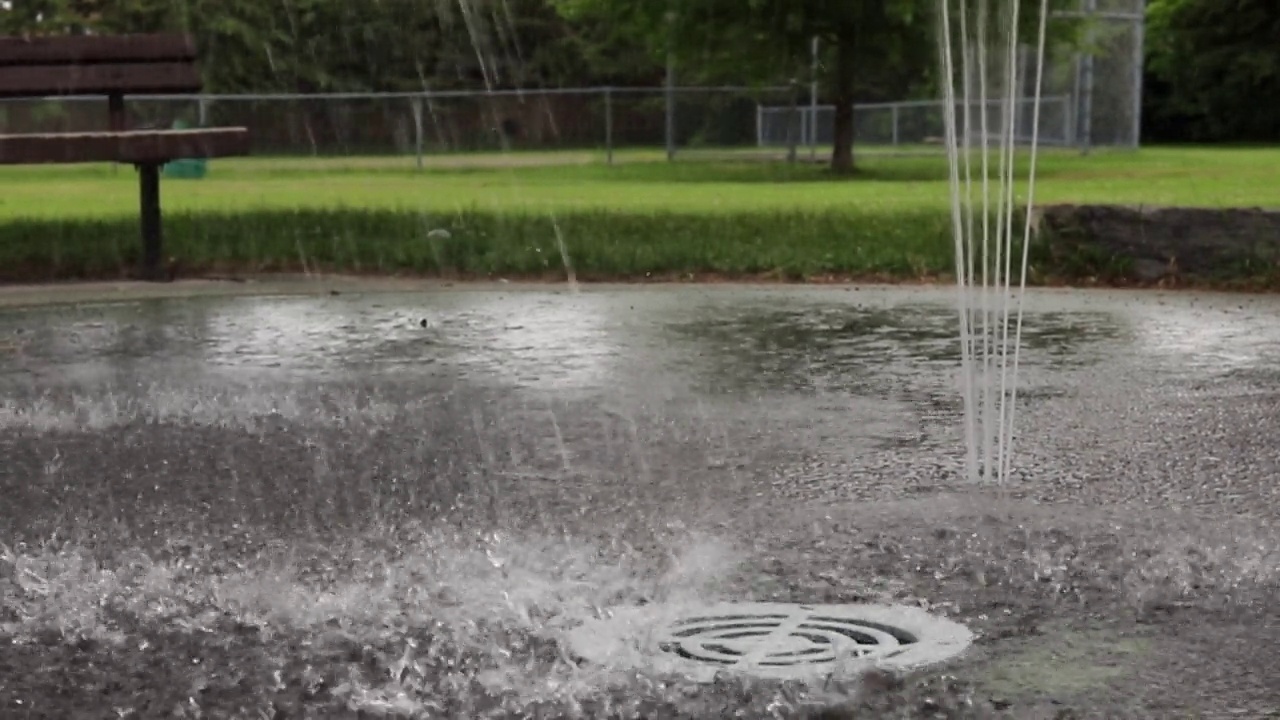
1078, 0, 1097, 155
809, 35, 819, 161
665, 53, 676, 161
1130, 1, 1145, 149
891, 104, 900, 147
604, 87, 614, 165
1064, 88, 1075, 147
197, 97, 208, 127
411, 95, 425, 170
786, 80, 800, 163
1079, 53, 1094, 155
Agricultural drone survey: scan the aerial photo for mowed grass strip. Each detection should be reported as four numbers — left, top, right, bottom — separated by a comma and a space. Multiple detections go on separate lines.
3, 146, 1277, 217
0, 208, 953, 280
0, 147, 1276, 281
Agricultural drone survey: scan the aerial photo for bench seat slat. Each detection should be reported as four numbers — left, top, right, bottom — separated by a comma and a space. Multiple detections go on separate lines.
0, 128, 249, 164
0, 33, 196, 66
0, 62, 202, 97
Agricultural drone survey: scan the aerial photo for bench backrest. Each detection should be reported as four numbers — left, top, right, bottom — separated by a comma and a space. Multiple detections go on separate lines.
0, 33, 201, 99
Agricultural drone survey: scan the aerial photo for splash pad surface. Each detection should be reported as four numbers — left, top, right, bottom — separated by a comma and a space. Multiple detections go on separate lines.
1, 284, 1278, 717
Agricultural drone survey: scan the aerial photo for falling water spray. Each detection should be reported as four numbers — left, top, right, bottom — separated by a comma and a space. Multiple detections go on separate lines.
937, 0, 1051, 484
436, 0, 579, 292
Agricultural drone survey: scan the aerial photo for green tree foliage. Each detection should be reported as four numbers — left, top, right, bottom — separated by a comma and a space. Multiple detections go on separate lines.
0, 0, 99, 34
0, 0, 629, 93
0, 0, 1086, 156
552, 0, 934, 173
552, 0, 1067, 174
1143, 0, 1280, 142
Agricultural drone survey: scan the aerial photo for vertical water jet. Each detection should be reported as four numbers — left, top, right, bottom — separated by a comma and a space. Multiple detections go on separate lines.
937, 0, 1051, 484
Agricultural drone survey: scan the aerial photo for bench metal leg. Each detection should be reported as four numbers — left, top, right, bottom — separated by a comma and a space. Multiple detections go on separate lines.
137, 162, 164, 281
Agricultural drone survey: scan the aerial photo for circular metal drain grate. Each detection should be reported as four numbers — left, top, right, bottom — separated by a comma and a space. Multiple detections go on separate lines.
660, 610, 917, 667
567, 601, 972, 682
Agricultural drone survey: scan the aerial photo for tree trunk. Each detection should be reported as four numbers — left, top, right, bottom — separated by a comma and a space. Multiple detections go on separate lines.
830, 39, 857, 174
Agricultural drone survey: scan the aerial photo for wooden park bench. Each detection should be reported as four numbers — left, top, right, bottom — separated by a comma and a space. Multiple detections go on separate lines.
0, 33, 249, 280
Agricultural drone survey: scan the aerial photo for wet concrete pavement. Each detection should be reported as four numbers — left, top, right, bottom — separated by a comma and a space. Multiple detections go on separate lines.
3, 282, 1280, 717
3, 283, 1280, 534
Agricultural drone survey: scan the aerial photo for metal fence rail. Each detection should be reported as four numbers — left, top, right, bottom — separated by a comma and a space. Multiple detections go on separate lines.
0, 86, 801, 165
756, 96, 1075, 153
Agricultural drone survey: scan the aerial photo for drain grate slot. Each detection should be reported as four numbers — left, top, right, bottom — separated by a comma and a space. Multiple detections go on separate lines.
808, 617, 919, 644
671, 621, 779, 637
660, 642, 737, 664
673, 614, 788, 625
798, 624, 883, 646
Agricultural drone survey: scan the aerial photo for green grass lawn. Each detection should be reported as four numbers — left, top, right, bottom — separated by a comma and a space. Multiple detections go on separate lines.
1, 146, 1276, 220
0, 146, 1276, 283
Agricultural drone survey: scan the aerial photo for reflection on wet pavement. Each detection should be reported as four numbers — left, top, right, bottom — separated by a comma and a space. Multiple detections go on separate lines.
1, 285, 1279, 533
0, 288, 1120, 386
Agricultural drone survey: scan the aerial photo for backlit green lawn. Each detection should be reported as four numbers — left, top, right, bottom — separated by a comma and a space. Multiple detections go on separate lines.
0, 146, 1275, 220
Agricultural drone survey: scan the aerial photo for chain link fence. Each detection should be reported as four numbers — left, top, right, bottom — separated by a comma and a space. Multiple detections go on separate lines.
757, 1, 1145, 155
0, 86, 806, 164
756, 96, 1075, 154
0, 2, 1142, 165
0, 87, 1076, 165
1042, 0, 1146, 150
